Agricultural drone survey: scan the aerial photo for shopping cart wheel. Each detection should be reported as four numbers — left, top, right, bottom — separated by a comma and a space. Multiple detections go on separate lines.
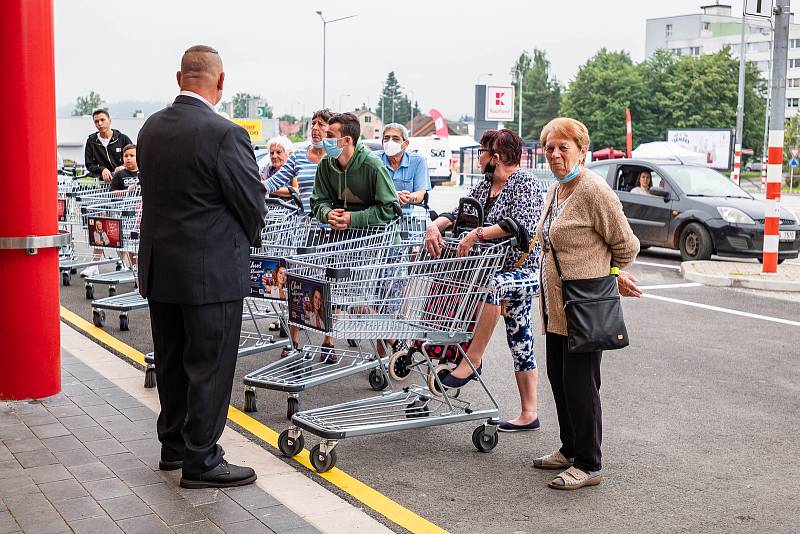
388, 351, 412, 381
368, 368, 389, 391
119, 315, 129, 331
143, 366, 156, 388
405, 400, 430, 419
286, 397, 300, 420
472, 425, 499, 453
347, 339, 358, 348
92, 310, 105, 328
108, 286, 116, 297
278, 429, 304, 457
61, 272, 71, 287
427, 364, 454, 396
243, 389, 257, 413
85, 285, 94, 300
309, 444, 337, 473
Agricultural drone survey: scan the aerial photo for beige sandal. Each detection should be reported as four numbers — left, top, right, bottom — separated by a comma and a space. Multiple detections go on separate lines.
547, 466, 602, 490
532, 450, 574, 470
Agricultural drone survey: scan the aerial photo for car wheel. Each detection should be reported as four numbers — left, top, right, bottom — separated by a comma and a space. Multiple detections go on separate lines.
679, 222, 713, 261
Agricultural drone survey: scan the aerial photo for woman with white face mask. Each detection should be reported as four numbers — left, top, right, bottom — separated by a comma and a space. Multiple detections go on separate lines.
375, 123, 430, 206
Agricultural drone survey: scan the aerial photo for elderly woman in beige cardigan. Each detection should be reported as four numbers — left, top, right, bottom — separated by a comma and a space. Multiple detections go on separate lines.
533, 117, 641, 491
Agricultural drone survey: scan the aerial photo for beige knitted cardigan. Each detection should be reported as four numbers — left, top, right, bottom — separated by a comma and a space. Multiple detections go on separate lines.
535, 169, 640, 336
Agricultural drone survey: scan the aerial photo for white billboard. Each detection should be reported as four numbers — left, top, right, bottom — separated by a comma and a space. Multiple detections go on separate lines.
484, 85, 515, 121
666, 128, 733, 170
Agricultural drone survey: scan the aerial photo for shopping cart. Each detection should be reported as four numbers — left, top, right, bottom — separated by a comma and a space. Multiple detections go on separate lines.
398, 203, 430, 244
275, 233, 511, 473
80, 197, 145, 330
57, 179, 121, 286
241, 212, 403, 415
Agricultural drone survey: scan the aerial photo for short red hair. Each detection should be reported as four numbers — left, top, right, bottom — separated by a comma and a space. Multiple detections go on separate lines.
540, 118, 590, 150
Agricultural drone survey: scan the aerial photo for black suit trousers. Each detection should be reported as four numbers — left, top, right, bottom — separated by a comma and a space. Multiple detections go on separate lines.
545, 333, 603, 473
149, 298, 243, 476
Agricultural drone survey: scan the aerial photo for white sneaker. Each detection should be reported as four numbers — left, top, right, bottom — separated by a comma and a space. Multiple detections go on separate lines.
80, 265, 100, 278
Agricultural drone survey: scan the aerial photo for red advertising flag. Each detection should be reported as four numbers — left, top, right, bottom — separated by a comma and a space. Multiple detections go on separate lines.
429, 108, 449, 138
625, 108, 633, 158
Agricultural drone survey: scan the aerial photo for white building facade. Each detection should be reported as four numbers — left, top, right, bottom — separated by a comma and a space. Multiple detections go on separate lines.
646, 2, 800, 117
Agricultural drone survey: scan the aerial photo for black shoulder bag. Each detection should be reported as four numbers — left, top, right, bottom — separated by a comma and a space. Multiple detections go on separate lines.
547, 193, 630, 354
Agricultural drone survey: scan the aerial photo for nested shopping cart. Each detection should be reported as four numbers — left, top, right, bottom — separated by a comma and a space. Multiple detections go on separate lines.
58, 179, 122, 286
241, 213, 403, 416
272, 236, 510, 472
78, 196, 146, 331
398, 203, 430, 244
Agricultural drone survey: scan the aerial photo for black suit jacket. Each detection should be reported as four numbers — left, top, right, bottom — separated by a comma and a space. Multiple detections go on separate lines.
137, 95, 267, 305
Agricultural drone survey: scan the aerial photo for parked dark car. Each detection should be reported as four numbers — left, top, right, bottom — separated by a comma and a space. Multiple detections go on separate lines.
586, 159, 800, 262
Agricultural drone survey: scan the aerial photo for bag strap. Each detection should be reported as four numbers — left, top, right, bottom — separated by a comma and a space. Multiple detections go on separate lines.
513, 233, 539, 270
544, 190, 565, 279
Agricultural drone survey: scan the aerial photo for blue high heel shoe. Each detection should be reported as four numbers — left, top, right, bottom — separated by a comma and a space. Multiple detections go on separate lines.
440, 364, 482, 389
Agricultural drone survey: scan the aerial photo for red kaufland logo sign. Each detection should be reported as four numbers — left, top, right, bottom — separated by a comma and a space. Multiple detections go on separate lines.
485, 85, 514, 121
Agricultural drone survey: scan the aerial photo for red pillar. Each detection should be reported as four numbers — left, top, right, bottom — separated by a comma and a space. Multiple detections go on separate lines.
0, 0, 61, 399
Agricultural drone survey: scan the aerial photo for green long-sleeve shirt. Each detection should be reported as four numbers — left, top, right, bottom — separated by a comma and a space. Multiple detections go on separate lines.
310, 142, 398, 227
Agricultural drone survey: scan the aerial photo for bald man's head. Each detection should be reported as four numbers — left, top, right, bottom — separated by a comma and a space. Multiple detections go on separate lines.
176, 45, 225, 105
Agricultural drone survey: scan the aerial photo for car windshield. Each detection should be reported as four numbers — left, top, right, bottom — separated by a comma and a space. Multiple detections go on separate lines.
663, 165, 751, 198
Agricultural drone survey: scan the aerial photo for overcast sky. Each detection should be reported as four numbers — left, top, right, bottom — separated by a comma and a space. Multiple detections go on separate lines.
54, 0, 743, 119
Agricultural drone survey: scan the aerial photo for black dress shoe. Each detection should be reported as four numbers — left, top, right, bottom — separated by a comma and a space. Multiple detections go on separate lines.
158, 458, 183, 471
179, 460, 257, 489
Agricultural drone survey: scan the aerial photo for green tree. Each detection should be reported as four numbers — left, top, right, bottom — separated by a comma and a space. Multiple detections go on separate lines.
560, 47, 766, 155
72, 91, 104, 116
505, 49, 562, 141
375, 72, 419, 126
559, 49, 645, 149
278, 114, 298, 123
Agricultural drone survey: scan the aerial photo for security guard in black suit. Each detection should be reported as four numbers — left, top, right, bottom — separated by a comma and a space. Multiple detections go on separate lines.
137, 45, 267, 489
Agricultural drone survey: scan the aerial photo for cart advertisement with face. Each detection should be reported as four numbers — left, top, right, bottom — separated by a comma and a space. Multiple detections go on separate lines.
286, 274, 332, 332
57, 198, 67, 222
249, 255, 288, 300
87, 217, 123, 248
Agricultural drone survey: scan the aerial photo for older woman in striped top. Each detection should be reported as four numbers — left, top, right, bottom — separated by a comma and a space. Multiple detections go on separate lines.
264, 108, 333, 212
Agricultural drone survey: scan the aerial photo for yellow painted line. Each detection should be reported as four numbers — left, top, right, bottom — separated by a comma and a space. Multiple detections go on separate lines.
60, 306, 146, 366
60, 306, 448, 534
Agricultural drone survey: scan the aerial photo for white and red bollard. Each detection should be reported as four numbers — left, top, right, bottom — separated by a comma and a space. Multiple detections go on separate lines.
763, 130, 783, 273
731, 144, 741, 185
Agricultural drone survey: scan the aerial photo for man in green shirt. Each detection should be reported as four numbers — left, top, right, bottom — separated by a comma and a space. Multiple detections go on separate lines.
311, 112, 398, 228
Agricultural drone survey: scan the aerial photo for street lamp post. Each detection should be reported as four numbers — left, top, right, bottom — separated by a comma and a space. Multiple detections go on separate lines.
517, 68, 523, 138
316, 10, 357, 109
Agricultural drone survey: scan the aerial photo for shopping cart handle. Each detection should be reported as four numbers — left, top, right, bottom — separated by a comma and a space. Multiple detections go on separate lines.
428, 210, 439, 221
265, 197, 303, 213
392, 201, 403, 219
286, 186, 304, 212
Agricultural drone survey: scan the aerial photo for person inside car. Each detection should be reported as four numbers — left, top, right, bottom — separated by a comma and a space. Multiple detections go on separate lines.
630, 170, 653, 195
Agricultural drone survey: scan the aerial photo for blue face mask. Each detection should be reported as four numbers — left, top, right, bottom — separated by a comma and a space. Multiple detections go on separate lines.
311, 139, 324, 148
556, 163, 581, 184
322, 138, 343, 158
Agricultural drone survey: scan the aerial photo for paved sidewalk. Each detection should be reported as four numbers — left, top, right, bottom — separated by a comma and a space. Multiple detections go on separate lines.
0, 352, 320, 534
682, 260, 800, 291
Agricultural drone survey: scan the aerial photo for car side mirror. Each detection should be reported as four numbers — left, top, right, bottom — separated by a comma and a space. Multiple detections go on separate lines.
651, 187, 670, 201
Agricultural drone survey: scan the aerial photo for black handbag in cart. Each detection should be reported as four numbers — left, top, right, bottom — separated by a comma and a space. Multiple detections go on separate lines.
545, 194, 629, 353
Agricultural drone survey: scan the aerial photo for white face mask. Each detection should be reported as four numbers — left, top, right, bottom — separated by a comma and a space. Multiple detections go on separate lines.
383, 140, 403, 157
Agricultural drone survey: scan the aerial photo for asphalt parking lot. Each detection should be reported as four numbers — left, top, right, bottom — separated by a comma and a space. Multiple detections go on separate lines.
58, 189, 800, 534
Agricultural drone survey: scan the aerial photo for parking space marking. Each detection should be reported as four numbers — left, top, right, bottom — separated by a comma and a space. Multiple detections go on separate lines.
634, 260, 682, 271
60, 306, 448, 534
641, 294, 800, 327
639, 283, 703, 290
